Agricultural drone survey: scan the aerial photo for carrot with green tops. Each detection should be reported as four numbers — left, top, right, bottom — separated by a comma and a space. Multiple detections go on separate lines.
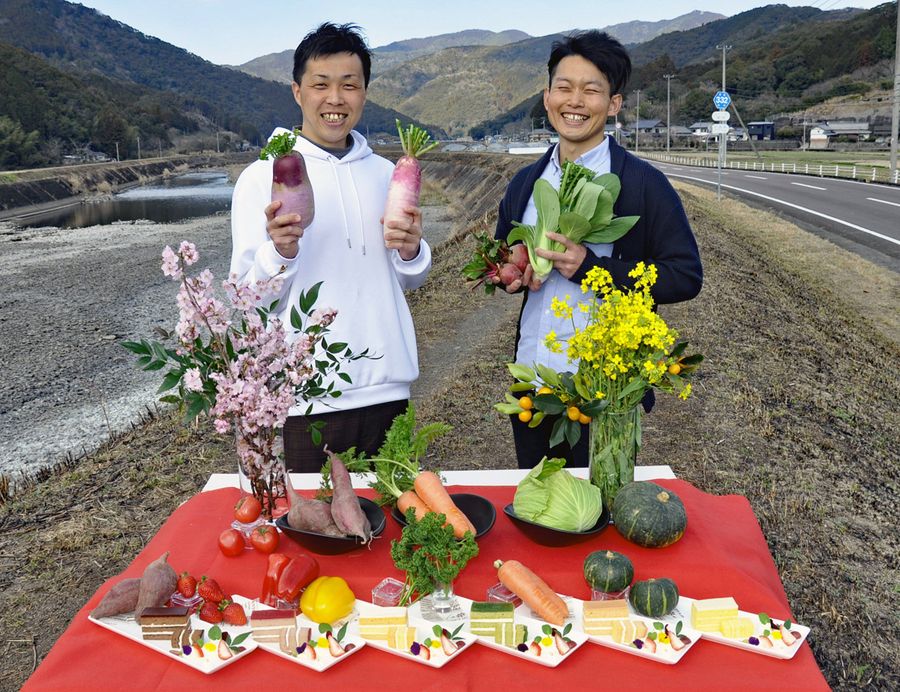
397, 490, 430, 521
494, 559, 569, 625
413, 471, 475, 539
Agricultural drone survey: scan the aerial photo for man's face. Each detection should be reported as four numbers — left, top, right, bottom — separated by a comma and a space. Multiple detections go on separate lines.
292, 52, 366, 149
544, 55, 622, 156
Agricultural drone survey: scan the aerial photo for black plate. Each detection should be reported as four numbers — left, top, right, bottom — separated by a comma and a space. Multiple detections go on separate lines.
503, 503, 610, 547
275, 497, 386, 555
391, 493, 496, 539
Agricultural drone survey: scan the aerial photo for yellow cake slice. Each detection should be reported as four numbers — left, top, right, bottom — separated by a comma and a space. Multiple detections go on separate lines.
691, 597, 739, 632
358, 607, 408, 641
611, 619, 649, 644
720, 616, 755, 639
389, 625, 417, 650
583, 600, 630, 635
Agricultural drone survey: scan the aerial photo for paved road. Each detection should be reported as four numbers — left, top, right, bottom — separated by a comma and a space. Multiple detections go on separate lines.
649, 160, 900, 272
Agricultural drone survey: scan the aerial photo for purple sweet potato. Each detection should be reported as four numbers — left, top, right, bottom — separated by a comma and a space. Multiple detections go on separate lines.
90, 577, 142, 619
135, 552, 177, 614
327, 449, 371, 543
283, 466, 343, 536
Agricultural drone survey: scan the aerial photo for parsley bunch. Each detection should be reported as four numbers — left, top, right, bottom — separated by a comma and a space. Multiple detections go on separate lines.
390, 509, 479, 606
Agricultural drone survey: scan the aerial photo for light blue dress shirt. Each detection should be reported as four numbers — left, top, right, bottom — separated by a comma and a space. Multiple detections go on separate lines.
516, 138, 613, 372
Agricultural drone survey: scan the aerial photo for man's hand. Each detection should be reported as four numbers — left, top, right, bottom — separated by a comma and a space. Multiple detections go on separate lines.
265, 200, 303, 259
383, 206, 423, 260
535, 231, 587, 279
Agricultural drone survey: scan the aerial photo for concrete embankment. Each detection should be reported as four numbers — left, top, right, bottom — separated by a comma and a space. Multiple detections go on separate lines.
0, 152, 254, 219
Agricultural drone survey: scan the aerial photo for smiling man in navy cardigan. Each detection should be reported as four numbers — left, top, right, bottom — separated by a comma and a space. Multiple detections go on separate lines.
495, 30, 703, 469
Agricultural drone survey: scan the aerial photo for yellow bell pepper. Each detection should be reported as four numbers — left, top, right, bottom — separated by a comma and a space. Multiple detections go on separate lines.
299, 576, 355, 624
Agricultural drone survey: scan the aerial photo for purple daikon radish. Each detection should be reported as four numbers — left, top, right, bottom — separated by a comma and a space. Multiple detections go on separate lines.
382, 120, 438, 239
259, 129, 315, 228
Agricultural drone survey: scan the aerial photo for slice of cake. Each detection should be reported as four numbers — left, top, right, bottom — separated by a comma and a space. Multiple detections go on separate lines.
138, 606, 190, 641
611, 619, 649, 644
470, 602, 518, 646
390, 626, 417, 650
582, 600, 630, 636
690, 597, 739, 632
250, 608, 296, 643
358, 607, 408, 642
720, 616, 755, 639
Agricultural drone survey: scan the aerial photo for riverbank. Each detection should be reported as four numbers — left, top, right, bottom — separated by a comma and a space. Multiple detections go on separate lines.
0, 153, 254, 220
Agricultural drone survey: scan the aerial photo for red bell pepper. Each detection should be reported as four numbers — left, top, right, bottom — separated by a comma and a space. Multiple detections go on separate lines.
277, 553, 320, 602
260, 553, 291, 607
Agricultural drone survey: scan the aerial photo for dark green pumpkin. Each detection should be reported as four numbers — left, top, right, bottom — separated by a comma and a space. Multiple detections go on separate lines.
583, 550, 634, 593
611, 481, 687, 548
629, 577, 679, 618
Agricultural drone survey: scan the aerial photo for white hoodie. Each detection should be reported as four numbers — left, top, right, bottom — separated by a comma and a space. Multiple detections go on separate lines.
230, 128, 432, 415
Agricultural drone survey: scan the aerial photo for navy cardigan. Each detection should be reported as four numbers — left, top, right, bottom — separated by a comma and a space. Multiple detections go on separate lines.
495, 136, 703, 305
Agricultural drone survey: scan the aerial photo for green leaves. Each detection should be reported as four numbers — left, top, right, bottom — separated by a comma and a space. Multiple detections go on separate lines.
259, 128, 299, 160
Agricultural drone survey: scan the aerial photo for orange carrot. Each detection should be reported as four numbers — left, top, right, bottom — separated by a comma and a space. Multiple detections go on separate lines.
494, 559, 569, 626
413, 471, 476, 539
397, 490, 430, 521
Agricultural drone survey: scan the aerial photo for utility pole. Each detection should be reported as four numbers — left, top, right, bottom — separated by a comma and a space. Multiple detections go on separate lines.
114, 141, 119, 162
635, 89, 641, 152
890, 0, 899, 180
715, 43, 732, 169
137, 135, 141, 160
664, 74, 676, 154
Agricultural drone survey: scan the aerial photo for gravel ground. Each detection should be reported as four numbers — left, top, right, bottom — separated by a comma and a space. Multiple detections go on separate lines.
0, 194, 456, 485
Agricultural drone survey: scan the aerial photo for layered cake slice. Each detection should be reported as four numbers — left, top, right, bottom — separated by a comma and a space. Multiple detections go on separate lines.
358, 607, 408, 643
610, 619, 649, 644
469, 602, 525, 647
690, 597, 739, 632
250, 608, 296, 643
582, 599, 630, 636
138, 606, 190, 641
720, 617, 755, 639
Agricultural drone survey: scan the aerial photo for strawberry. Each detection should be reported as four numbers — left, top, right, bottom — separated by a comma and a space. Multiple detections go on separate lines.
176, 572, 197, 598
197, 576, 225, 603
220, 600, 247, 626
199, 601, 223, 624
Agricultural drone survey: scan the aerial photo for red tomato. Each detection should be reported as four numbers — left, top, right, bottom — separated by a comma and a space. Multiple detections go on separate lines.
234, 495, 262, 523
249, 525, 279, 554
218, 528, 245, 557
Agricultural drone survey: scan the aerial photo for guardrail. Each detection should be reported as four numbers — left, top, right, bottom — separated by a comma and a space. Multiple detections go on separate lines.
639, 152, 900, 186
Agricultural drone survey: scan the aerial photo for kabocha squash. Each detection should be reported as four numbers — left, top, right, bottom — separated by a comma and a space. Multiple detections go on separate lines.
629, 577, 679, 618
611, 481, 686, 548
583, 550, 634, 593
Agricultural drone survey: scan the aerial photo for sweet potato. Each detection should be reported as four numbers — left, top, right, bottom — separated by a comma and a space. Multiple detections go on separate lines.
283, 466, 343, 536
90, 577, 141, 619
135, 552, 177, 614
327, 449, 371, 543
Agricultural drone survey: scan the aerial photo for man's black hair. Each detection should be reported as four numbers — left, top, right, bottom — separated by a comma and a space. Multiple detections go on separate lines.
293, 22, 373, 87
547, 30, 631, 96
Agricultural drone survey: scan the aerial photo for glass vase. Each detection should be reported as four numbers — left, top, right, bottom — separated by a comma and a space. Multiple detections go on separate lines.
588, 405, 642, 510
235, 426, 286, 521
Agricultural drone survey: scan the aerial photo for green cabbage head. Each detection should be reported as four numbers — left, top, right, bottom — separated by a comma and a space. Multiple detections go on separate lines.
512, 457, 602, 532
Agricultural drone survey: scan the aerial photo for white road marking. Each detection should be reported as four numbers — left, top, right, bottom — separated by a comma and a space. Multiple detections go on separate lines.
745, 175, 768, 180
866, 197, 900, 209
791, 182, 827, 191
667, 173, 900, 246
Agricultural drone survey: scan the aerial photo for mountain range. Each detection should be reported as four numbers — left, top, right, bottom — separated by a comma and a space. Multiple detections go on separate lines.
0, 1, 895, 168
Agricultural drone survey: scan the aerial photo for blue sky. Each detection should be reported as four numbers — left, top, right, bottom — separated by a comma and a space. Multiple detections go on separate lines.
73, 1, 888, 65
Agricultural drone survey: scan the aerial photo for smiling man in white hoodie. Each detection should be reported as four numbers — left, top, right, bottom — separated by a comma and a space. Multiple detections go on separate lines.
230, 22, 432, 472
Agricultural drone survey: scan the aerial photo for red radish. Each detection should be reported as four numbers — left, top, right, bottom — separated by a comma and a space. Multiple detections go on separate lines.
382, 120, 438, 240
260, 129, 315, 228
509, 244, 530, 272
498, 263, 523, 286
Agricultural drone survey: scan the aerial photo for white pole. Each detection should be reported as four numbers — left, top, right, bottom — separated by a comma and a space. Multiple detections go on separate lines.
664, 74, 676, 154
890, 0, 899, 177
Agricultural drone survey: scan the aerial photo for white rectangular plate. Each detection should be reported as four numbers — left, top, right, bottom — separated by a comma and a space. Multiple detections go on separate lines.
88, 594, 257, 674
566, 597, 700, 665
672, 597, 810, 660
354, 601, 475, 668
249, 599, 365, 672
460, 595, 588, 667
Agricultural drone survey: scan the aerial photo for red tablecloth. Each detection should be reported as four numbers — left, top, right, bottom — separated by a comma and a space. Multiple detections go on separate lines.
24, 480, 828, 691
